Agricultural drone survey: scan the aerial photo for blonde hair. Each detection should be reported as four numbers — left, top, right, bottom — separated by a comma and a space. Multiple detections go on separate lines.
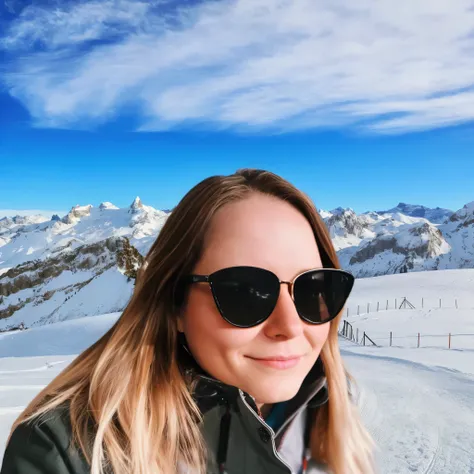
9, 169, 374, 474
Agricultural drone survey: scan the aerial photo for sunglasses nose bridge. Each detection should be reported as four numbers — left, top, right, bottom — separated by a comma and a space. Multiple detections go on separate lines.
279, 280, 294, 299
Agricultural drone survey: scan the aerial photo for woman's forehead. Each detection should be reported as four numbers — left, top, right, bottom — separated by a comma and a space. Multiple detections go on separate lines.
197, 195, 322, 276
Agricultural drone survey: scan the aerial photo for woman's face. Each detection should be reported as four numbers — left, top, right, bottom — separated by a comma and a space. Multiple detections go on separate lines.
178, 193, 330, 405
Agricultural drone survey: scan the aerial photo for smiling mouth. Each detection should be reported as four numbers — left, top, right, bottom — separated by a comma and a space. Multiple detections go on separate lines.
245, 355, 303, 369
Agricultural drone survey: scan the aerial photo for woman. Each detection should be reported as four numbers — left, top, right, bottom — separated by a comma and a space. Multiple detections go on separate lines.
1, 169, 374, 474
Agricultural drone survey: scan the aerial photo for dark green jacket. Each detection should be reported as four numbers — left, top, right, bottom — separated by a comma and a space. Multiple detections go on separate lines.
1, 362, 329, 474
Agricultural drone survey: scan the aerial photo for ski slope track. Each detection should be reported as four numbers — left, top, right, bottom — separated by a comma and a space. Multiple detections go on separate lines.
341, 339, 474, 474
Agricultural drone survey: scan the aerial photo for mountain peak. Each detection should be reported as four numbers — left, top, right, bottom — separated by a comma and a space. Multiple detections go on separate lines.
329, 206, 354, 216
99, 202, 119, 210
463, 201, 474, 211
376, 202, 453, 224
130, 197, 143, 210
72, 204, 93, 212
61, 204, 92, 224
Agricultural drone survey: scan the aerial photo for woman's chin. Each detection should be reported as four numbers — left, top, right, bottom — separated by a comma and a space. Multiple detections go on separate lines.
247, 383, 300, 406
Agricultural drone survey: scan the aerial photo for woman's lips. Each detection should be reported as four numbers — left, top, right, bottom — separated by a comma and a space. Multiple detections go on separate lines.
246, 355, 302, 369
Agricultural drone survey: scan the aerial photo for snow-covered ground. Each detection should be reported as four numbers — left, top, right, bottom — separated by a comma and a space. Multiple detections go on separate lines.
342, 340, 474, 474
345, 269, 474, 350
1, 269, 474, 473
0, 313, 119, 463
340, 269, 474, 472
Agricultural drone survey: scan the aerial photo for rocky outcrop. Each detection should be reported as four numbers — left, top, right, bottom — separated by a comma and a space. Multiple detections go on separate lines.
348, 220, 449, 276
325, 208, 371, 239
61, 205, 93, 224
116, 238, 144, 279
447, 201, 474, 226
0, 237, 142, 322
350, 236, 398, 265
408, 223, 445, 258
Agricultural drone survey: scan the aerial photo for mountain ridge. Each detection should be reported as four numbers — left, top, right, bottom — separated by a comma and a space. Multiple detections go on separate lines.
1, 199, 472, 329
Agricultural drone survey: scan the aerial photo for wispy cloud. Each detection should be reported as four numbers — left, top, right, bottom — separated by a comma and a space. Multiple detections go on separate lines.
1, 0, 156, 50
2, 0, 474, 133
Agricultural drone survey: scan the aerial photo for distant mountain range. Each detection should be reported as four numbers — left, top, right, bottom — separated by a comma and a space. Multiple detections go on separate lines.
374, 202, 453, 224
1, 197, 473, 329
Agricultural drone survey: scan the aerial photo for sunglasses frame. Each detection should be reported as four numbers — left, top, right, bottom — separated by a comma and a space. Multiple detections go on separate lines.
184, 266, 354, 328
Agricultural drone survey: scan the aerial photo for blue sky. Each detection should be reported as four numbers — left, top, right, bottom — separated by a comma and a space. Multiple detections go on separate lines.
2, 0, 474, 217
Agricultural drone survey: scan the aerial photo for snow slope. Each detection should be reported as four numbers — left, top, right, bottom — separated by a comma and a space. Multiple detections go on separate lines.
342, 340, 474, 474
0, 314, 120, 466
344, 269, 474, 351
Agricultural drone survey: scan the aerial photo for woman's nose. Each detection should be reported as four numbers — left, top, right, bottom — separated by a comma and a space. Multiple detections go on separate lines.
262, 283, 303, 340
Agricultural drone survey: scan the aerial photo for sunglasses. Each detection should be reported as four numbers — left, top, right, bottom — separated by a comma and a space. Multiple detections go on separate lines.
182, 266, 354, 328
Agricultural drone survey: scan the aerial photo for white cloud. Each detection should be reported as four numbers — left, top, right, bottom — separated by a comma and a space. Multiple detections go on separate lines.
2, 0, 474, 133
1, 0, 155, 50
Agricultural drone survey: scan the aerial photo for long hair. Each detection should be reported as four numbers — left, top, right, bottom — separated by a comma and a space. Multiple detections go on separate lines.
9, 169, 374, 474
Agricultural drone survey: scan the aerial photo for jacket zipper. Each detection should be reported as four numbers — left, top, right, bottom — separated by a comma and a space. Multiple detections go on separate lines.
239, 390, 294, 473
276, 420, 293, 450
275, 377, 326, 439
193, 372, 327, 472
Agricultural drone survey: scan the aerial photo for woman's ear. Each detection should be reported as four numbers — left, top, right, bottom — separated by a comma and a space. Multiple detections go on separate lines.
177, 314, 185, 333
173, 281, 187, 334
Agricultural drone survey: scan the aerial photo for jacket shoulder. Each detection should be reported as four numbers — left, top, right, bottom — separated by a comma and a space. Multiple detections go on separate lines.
1, 405, 90, 474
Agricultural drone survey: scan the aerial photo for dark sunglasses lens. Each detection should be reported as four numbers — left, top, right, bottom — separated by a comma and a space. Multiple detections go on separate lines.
210, 267, 280, 327
294, 270, 354, 323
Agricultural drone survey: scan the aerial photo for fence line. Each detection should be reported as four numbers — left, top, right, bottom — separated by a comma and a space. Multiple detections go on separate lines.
339, 320, 377, 347
340, 322, 474, 349
345, 297, 470, 317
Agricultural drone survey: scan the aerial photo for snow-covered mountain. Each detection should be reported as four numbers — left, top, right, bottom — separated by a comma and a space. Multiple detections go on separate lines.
0, 197, 168, 271
321, 202, 473, 278
374, 202, 453, 224
0, 237, 142, 329
2, 198, 473, 329
0, 198, 169, 330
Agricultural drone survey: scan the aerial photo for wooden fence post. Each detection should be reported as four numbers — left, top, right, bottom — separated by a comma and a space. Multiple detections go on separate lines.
346, 307, 349, 318
363, 332, 366, 346
390, 331, 392, 347
455, 299, 458, 309
367, 303, 370, 313
356, 328, 359, 343
377, 301, 380, 312
417, 333, 420, 348
422, 297, 424, 308
439, 298, 441, 308
386, 300, 388, 310
395, 298, 397, 309
357, 305, 359, 315
449, 333, 451, 349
